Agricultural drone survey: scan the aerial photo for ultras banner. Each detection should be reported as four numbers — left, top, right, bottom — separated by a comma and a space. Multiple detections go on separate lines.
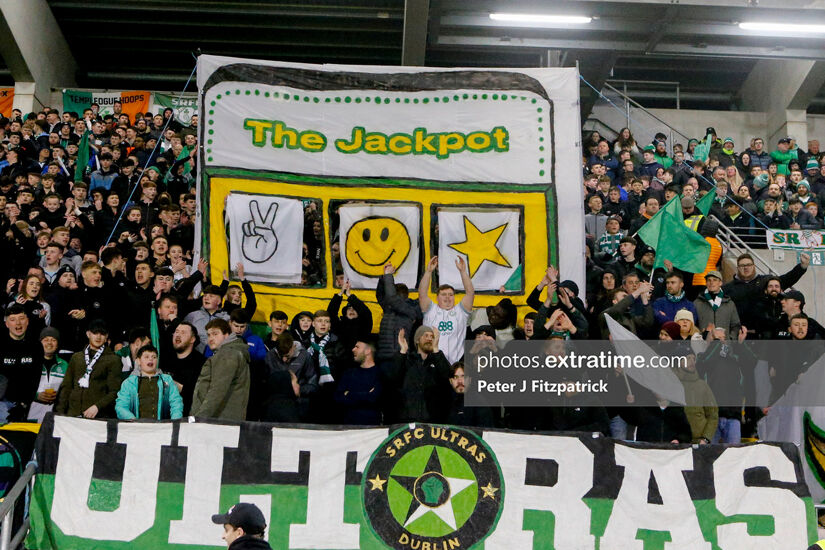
194, 55, 585, 325
27, 415, 816, 549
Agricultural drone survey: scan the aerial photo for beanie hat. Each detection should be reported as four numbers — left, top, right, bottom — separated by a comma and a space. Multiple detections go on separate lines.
752, 173, 769, 191
661, 321, 681, 341
674, 309, 694, 324
472, 325, 496, 339
559, 280, 580, 297
414, 325, 434, 346
807, 158, 820, 171
40, 326, 60, 341
797, 179, 811, 191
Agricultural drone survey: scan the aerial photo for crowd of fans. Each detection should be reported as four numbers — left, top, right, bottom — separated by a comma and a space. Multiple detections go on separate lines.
0, 103, 820, 449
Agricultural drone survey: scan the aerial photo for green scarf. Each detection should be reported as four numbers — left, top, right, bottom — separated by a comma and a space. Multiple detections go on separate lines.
308, 333, 334, 384
703, 289, 724, 311
667, 290, 685, 303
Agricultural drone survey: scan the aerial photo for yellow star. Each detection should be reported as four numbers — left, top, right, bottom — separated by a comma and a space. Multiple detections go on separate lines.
368, 474, 387, 492
448, 216, 511, 277
481, 482, 499, 500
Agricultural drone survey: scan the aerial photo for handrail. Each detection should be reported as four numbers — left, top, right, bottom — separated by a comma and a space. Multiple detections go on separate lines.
583, 117, 621, 140
602, 82, 692, 143
0, 462, 36, 550
709, 215, 777, 277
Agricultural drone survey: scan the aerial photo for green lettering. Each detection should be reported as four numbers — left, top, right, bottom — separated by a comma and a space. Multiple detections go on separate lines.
299, 131, 326, 152
243, 119, 272, 147
414, 128, 436, 154
335, 127, 365, 153
272, 121, 299, 149
492, 126, 509, 151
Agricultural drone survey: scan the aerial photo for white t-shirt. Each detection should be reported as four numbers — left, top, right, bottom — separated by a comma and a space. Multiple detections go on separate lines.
423, 303, 471, 365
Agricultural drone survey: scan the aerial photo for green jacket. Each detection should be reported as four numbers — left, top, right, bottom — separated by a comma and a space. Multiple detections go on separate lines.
674, 367, 718, 443
770, 149, 797, 175
55, 347, 122, 417
190, 336, 250, 421
115, 372, 184, 420
654, 153, 673, 170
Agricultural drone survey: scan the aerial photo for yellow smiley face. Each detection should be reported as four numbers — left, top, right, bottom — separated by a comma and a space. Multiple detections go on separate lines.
345, 216, 411, 277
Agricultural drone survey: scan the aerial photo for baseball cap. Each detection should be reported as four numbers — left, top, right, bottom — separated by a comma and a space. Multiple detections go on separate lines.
778, 137, 792, 144
723, 137, 734, 144
705, 270, 722, 281
781, 289, 805, 304
202, 284, 223, 297
642, 145, 655, 152
211, 503, 266, 535
640, 245, 655, 256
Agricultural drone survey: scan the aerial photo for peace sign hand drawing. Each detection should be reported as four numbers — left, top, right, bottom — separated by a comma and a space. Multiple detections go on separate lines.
242, 200, 279, 263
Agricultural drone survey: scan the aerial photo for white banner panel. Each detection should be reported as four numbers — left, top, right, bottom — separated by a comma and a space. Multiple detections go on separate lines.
338, 204, 420, 289
225, 193, 303, 283
437, 208, 521, 291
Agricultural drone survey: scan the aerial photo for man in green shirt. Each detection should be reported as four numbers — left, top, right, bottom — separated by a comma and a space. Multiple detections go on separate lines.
653, 140, 673, 169
770, 137, 797, 176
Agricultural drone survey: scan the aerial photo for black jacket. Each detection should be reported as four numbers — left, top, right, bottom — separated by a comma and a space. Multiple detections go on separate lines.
376, 274, 421, 361
0, 333, 43, 418
626, 406, 692, 443
722, 264, 807, 329
328, 293, 373, 356
228, 535, 272, 550
382, 350, 451, 423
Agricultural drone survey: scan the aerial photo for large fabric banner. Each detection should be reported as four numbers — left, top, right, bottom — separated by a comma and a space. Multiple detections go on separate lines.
62, 89, 151, 120
760, 354, 825, 504
0, 88, 14, 117
152, 92, 198, 126
195, 55, 585, 325
27, 415, 816, 549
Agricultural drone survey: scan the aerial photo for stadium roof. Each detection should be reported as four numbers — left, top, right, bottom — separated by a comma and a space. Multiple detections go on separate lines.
3, 0, 824, 114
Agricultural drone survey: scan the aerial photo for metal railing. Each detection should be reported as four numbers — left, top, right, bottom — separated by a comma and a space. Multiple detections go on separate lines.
594, 82, 693, 156
606, 79, 682, 110
709, 215, 776, 277
582, 117, 620, 142
0, 462, 36, 550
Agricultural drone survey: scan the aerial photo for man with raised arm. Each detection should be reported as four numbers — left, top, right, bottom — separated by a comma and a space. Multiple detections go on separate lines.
417, 256, 474, 365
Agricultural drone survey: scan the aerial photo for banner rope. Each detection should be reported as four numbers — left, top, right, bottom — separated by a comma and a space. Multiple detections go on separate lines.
103, 57, 199, 247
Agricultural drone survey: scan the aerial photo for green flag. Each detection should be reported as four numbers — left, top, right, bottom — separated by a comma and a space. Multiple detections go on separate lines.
693, 133, 713, 163
74, 130, 90, 183
652, 210, 711, 272
638, 194, 711, 272
636, 195, 681, 249
696, 190, 715, 217
150, 308, 160, 362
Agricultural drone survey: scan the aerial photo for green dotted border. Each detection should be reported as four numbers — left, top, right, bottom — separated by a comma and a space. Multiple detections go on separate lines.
206, 89, 547, 177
